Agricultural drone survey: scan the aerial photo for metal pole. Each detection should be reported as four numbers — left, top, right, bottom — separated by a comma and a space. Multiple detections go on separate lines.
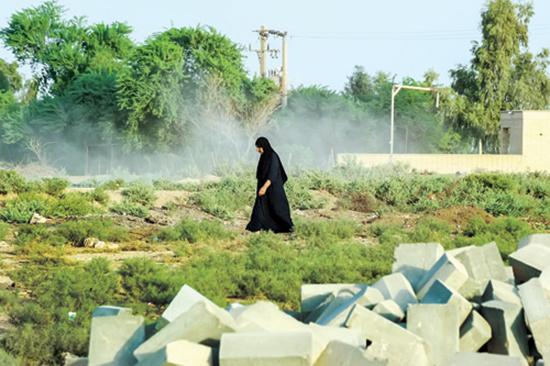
390, 86, 398, 156
281, 33, 288, 107
259, 26, 267, 78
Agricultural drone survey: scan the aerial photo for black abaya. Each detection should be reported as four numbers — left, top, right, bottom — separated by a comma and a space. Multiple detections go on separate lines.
246, 151, 293, 233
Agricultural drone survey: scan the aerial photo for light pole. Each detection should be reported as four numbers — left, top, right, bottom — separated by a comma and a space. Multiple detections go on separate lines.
390, 85, 440, 156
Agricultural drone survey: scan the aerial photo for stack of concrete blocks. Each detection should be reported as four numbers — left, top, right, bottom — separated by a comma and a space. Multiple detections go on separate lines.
84, 234, 550, 366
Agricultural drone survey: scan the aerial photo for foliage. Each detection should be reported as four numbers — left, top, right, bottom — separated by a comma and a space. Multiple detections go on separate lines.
111, 201, 149, 218
121, 182, 156, 207
156, 218, 234, 243
0, 170, 27, 195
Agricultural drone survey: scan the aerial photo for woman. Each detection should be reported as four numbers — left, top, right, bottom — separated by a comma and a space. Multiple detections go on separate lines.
246, 137, 293, 233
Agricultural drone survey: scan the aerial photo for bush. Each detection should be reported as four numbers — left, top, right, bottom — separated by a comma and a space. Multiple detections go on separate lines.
0, 193, 50, 223
294, 219, 362, 246
46, 192, 97, 218
0, 221, 8, 241
55, 219, 129, 246
0, 170, 27, 195
285, 180, 327, 210
111, 202, 149, 218
41, 178, 70, 197
122, 182, 156, 207
88, 188, 109, 205
99, 178, 125, 190
156, 219, 234, 243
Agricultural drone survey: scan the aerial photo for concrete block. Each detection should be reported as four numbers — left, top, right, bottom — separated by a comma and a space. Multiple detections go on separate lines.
92, 305, 133, 318
392, 243, 444, 291
459, 310, 492, 352
416, 253, 469, 299
407, 304, 460, 366
234, 301, 307, 333
481, 279, 522, 305
345, 305, 430, 366
134, 300, 236, 361
421, 279, 472, 325
301, 284, 365, 313
372, 299, 404, 322
88, 312, 145, 366
453, 242, 508, 299
307, 323, 364, 349
449, 352, 525, 366
314, 340, 388, 366
518, 234, 550, 250
372, 273, 417, 312
481, 300, 530, 361
135, 340, 213, 366
509, 244, 550, 283
518, 278, 550, 362
540, 266, 550, 294
505, 266, 516, 285
314, 287, 372, 327
220, 331, 314, 366
161, 284, 218, 323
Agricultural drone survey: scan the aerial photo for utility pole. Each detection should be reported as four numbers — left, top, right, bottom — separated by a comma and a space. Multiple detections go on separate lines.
390, 84, 440, 156
252, 26, 288, 106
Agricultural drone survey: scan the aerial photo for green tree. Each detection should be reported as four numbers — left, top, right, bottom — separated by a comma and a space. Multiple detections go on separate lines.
448, 0, 550, 151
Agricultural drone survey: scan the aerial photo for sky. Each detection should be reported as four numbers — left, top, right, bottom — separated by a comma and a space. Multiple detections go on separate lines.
1, 0, 550, 91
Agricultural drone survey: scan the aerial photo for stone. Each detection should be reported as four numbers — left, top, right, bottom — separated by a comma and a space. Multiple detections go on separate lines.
314, 340, 388, 366
372, 299, 404, 322
219, 331, 314, 366
453, 242, 508, 299
481, 300, 529, 362
88, 312, 145, 366
0, 275, 14, 289
92, 305, 133, 318
161, 284, 218, 324
372, 273, 417, 312
509, 244, 550, 283
448, 352, 525, 366
421, 279, 472, 325
407, 304, 460, 366
301, 284, 365, 313
135, 340, 213, 366
29, 212, 48, 224
518, 234, 550, 250
481, 279, 522, 305
63, 353, 88, 366
416, 253, 469, 299
392, 243, 444, 291
134, 301, 236, 362
344, 305, 430, 366
518, 278, 550, 361
459, 310, 492, 352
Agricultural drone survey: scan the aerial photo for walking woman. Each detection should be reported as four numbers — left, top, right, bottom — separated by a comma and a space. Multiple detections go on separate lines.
246, 137, 294, 233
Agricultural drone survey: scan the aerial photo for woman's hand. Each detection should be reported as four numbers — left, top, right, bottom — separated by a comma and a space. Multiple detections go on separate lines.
258, 186, 267, 196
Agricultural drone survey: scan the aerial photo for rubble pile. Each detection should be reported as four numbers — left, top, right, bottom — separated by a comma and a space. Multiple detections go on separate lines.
79, 234, 550, 366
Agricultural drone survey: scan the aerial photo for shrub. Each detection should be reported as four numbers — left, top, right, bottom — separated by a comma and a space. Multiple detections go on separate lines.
88, 188, 109, 205
0, 193, 50, 223
55, 219, 129, 246
294, 219, 362, 246
153, 180, 186, 191
285, 180, 327, 210
190, 177, 254, 220
0, 170, 27, 195
41, 178, 69, 197
156, 219, 234, 243
46, 192, 97, 218
99, 178, 124, 190
0, 221, 8, 241
122, 182, 156, 207
111, 202, 150, 218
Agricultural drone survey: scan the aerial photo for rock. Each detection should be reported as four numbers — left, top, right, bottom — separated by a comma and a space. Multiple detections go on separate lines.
448, 352, 526, 366
373, 299, 405, 322
481, 279, 522, 305
314, 340, 388, 366
459, 310, 492, 352
135, 340, 213, 366
29, 212, 48, 224
134, 301, 236, 362
416, 253, 469, 300
392, 243, 444, 291
146, 211, 173, 225
509, 244, 550, 283
518, 234, 550, 250
92, 305, 133, 318
63, 353, 88, 366
88, 311, 145, 366
481, 300, 530, 362
421, 279, 472, 325
161, 284, 219, 324
301, 284, 365, 314
407, 304, 460, 366
219, 331, 314, 366
345, 305, 430, 366
518, 278, 550, 362
0, 275, 14, 289
372, 273, 417, 312
0, 241, 13, 254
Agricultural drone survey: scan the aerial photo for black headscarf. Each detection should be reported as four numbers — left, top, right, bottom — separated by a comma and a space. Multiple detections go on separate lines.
255, 137, 288, 183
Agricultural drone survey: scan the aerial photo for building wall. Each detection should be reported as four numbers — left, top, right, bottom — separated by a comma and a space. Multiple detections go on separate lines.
337, 110, 550, 174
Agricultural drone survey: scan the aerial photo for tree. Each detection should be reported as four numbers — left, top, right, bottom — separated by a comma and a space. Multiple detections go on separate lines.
447, 0, 550, 151
0, 1, 134, 94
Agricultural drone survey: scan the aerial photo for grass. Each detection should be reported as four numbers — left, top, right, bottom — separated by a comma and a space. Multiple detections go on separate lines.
0, 167, 548, 364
